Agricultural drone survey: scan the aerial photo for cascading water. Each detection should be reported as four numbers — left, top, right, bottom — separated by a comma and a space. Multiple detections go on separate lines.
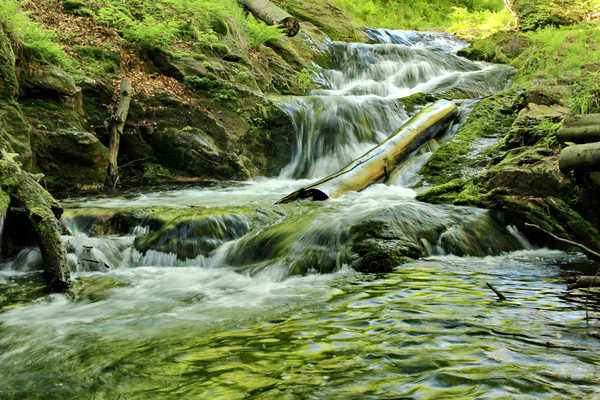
1, 30, 598, 399
281, 29, 514, 179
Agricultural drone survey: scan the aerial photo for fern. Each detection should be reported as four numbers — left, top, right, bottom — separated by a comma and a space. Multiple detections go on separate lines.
245, 14, 285, 49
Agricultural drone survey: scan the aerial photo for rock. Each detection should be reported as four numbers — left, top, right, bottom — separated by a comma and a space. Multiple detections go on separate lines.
0, 153, 69, 290
501, 103, 567, 148
146, 48, 209, 81
135, 212, 252, 260
458, 31, 532, 64
0, 30, 18, 100
279, 0, 365, 42
150, 126, 249, 180
515, 0, 586, 32
31, 128, 110, 191
21, 65, 79, 97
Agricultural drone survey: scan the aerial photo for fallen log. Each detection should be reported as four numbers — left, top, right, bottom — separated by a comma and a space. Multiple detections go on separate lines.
106, 78, 132, 189
562, 113, 600, 128
559, 142, 600, 174
239, 0, 300, 37
567, 276, 600, 290
557, 126, 600, 143
277, 100, 458, 203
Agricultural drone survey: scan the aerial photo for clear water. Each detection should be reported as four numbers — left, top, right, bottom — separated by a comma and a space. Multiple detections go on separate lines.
1, 30, 599, 399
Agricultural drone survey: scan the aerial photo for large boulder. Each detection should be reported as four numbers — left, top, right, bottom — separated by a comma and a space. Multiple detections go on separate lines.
31, 128, 109, 191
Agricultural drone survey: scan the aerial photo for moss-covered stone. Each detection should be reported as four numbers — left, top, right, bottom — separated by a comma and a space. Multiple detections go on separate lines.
0, 30, 18, 100
514, 0, 587, 32
458, 31, 532, 64
277, 0, 365, 42
420, 89, 525, 185
397, 93, 440, 114
31, 128, 110, 191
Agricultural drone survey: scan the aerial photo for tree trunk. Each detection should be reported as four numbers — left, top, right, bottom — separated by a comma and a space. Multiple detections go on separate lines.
106, 78, 132, 189
239, 0, 300, 37
559, 142, 600, 173
277, 100, 458, 203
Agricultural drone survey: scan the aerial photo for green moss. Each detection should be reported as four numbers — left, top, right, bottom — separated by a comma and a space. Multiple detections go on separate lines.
420, 90, 523, 185
458, 31, 532, 64
63, 0, 94, 17
397, 93, 439, 114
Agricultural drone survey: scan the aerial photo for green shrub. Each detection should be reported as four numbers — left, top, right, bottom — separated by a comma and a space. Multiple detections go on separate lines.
0, 0, 69, 66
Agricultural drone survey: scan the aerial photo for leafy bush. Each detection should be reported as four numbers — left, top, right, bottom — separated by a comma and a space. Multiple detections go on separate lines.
0, 0, 69, 66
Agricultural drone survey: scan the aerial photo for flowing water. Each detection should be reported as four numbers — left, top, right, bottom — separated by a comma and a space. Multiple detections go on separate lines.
1, 30, 599, 399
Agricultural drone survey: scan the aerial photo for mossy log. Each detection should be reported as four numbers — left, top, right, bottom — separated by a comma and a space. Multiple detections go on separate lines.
277, 100, 458, 203
559, 142, 600, 173
239, 0, 300, 37
558, 114, 600, 143
0, 153, 69, 290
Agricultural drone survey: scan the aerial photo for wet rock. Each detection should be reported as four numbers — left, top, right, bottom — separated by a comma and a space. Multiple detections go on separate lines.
135, 212, 253, 260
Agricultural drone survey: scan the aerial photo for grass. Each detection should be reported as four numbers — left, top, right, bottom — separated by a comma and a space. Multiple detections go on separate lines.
0, 0, 69, 66
512, 23, 600, 84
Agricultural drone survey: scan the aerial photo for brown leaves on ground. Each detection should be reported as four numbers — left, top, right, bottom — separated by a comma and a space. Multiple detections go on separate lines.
23, 0, 194, 103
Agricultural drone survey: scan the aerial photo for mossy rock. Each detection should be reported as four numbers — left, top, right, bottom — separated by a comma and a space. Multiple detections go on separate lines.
0, 30, 18, 100
458, 31, 532, 64
31, 128, 109, 192
397, 93, 440, 114
514, 0, 587, 32
278, 0, 365, 42
0, 100, 33, 168
420, 89, 525, 185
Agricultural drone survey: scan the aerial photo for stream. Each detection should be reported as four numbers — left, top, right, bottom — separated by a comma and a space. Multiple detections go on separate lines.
1, 29, 599, 399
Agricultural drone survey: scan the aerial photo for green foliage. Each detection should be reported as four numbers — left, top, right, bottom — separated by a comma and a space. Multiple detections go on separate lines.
513, 24, 600, 84
294, 68, 314, 93
0, 0, 69, 66
569, 74, 600, 114
330, 0, 508, 37
245, 14, 285, 48
90, 0, 286, 53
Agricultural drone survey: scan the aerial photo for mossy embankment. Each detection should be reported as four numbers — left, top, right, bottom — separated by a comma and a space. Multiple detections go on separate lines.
414, 1, 600, 253
0, 0, 366, 195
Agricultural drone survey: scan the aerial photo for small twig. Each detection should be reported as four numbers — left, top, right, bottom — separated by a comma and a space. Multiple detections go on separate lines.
486, 282, 506, 301
524, 223, 600, 261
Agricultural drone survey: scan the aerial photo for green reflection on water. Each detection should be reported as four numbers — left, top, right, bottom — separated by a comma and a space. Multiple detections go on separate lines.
1, 256, 599, 399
